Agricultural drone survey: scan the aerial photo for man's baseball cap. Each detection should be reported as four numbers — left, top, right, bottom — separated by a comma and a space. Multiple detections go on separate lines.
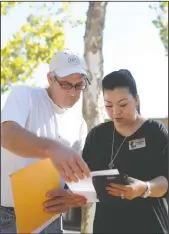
49, 49, 89, 78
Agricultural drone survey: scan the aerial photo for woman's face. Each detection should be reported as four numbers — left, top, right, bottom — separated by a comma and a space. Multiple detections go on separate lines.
103, 87, 139, 127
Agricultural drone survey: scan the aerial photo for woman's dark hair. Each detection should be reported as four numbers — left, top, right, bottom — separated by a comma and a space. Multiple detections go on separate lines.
102, 69, 140, 114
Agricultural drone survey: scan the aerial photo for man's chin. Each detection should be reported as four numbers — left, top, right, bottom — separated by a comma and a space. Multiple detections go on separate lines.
64, 100, 77, 108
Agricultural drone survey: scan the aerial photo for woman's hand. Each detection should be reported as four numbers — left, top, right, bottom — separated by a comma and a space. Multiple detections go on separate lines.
106, 177, 147, 200
43, 189, 87, 214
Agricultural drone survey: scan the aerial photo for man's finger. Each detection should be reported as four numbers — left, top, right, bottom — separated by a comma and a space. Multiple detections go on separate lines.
70, 200, 87, 207
46, 189, 71, 198
68, 158, 85, 180
44, 196, 86, 208
44, 204, 68, 214
44, 197, 69, 207
75, 156, 90, 178
46, 189, 86, 199
63, 163, 79, 182
57, 168, 72, 183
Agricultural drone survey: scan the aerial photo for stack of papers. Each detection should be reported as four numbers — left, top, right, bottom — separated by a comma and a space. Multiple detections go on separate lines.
66, 169, 119, 203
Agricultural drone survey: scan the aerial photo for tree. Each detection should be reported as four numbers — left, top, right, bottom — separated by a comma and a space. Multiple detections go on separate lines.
81, 2, 108, 234
1, 2, 21, 15
151, 2, 168, 55
83, 2, 108, 131
1, 2, 75, 93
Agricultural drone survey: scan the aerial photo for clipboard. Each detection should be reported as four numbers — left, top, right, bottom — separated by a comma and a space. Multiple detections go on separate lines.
10, 158, 61, 233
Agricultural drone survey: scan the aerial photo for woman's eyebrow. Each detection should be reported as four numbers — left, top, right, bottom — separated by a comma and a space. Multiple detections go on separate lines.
118, 98, 128, 103
104, 99, 112, 103
104, 98, 128, 103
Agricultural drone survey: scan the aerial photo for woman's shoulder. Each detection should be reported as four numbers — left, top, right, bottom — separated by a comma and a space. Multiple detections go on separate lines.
143, 119, 168, 148
145, 118, 168, 134
90, 120, 113, 133
86, 120, 113, 140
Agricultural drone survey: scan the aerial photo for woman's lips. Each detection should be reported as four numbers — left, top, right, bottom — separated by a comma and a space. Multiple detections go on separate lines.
114, 118, 123, 122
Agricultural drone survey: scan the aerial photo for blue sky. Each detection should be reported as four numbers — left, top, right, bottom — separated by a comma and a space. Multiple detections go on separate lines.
1, 2, 168, 118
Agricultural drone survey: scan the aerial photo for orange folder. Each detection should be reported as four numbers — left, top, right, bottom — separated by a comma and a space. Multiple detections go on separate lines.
10, 158, 61, 233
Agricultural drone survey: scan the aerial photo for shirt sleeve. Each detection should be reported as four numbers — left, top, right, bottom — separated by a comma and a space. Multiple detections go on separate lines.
1, 86, 31, 128
158, 143, 168, 180
153, 122, 168, 198
159, 143, 168, 199
154, 122, 168, 179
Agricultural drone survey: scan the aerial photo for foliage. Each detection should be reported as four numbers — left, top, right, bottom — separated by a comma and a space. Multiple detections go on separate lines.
1, 1, 22, 15
1, 15, 65, 92
1, 2, 84, 93
150, 2, 168, 55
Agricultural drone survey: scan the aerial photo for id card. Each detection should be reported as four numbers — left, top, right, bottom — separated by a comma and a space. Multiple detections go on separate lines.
129, 138, 146, 150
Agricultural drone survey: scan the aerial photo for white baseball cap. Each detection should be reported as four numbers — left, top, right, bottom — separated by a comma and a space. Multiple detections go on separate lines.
49, 50, 89, 78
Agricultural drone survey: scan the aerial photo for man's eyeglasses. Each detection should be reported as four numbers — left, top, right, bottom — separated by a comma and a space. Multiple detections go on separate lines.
54, 75, 90, 90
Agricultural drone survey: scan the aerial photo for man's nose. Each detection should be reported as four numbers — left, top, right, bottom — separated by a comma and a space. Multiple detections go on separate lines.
68, 87, 77, 96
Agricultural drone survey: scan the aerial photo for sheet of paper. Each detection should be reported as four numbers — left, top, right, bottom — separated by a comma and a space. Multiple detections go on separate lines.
92, 169, 119, 177
10, 158, 61, 234
66, 169, 119, 203
67, 177, 99, 203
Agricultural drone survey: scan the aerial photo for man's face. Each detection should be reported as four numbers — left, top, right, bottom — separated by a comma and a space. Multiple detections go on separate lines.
47, 73, 87, 109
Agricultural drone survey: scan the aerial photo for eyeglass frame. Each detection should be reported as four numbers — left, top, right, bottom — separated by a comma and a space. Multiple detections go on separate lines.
52, 72, 91, 90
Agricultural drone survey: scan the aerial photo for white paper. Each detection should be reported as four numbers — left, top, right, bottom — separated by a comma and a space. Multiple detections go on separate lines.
66, 169, 119, 203
91, 169, 119, 177
67, 177, 99, 203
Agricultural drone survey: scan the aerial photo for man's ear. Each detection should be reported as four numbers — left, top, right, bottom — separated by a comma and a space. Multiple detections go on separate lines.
47, 72, 54, 86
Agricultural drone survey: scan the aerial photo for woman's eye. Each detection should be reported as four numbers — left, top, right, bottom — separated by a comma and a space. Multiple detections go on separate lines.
105, 106, 112, 108
120, 104, 127, 107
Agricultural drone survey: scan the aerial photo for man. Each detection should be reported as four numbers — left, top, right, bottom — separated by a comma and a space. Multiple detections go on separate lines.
1, 50, 90, 233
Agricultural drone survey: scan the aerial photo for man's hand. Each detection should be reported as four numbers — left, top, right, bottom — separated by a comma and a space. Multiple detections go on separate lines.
106, 177, 147, 200
48, 143, 90, 183
1, 122, 90, 183
43, 189, 87, 214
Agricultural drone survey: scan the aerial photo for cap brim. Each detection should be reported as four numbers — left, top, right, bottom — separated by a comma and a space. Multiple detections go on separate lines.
54, 67, 88, 78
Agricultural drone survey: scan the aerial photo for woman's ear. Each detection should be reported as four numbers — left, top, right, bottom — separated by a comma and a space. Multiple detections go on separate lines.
135, 95, 140, 114
135, 94, 140, 107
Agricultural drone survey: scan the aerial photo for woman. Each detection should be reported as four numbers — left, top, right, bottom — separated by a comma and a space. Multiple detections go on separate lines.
82, 69, 168, 233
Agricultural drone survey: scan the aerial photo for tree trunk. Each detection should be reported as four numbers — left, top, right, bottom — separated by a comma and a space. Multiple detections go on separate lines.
83, 2, 108, 131
81, 2, 108, 234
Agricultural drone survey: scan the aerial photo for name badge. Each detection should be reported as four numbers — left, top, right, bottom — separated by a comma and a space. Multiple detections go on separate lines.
129, 138, 146, 150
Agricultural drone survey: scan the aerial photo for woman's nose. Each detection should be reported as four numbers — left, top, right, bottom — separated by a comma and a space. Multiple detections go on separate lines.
112, 106, 121, 115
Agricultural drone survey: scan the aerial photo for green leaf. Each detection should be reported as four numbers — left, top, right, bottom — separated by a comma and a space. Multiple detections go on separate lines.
150, 2, 168, 56
1, 2, 85, 92
1, 2, 22, 15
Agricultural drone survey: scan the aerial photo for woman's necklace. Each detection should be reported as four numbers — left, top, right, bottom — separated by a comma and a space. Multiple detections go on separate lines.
109, 116, 147, 169
108, 127, 128, 169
